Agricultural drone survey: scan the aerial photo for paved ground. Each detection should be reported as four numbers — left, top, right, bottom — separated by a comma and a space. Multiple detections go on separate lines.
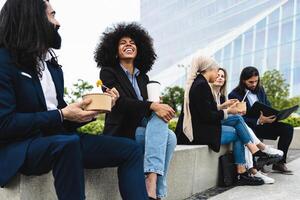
186, 149, 300, 200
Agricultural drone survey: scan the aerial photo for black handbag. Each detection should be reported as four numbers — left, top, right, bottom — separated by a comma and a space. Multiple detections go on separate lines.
218, 152, 237, 187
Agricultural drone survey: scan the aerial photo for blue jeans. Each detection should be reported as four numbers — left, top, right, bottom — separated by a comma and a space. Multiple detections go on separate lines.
221, 115, 253, 165
221, 125, 246, 164
135, 113, 177, 198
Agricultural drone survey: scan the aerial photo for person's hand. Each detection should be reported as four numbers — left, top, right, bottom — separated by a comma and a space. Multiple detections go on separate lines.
150, 102, 175, 122
258, 111, 276, 125
61, 99, 100, 123
220, 99, 239, 109
105, 87, 119, 108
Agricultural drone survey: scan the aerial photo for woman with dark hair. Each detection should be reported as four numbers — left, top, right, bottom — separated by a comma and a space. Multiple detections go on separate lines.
95, 22, 177, 199
211, 68, 283, 184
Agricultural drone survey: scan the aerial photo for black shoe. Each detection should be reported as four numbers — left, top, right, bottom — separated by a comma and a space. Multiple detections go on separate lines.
236, 172, 264, 186
253, 150, 283, 170
272, 163, 293, 175
255, 156, 283, 170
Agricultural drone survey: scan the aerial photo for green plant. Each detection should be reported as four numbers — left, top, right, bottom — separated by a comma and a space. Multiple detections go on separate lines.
261, 70, 300, 110
161, 86, 184, 115
168, 118, 178, 132
64, 79, 94, 104
281, 116, 300, 127
77, 118, 105, 135
261, 70, 288, 109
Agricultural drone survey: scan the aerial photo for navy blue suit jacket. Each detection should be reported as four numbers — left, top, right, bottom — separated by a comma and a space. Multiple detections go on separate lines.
0, 48, 78, 187
228, 87, 271, 129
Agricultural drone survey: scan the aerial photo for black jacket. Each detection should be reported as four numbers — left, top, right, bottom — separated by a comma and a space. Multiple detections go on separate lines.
100, 65, 152, 139
175, 74, 224, 152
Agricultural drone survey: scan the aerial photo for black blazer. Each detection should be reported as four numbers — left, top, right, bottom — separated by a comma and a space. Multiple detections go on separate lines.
228, 86, 271, 129
100, 65, 152, 139
175, 74, 224, 152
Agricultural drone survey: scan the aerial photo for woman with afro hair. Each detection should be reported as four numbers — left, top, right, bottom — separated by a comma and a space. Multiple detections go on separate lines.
95, 22, 177, 200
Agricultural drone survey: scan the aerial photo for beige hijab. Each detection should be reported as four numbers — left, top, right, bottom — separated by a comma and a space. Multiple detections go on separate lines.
182, 55, 220, 142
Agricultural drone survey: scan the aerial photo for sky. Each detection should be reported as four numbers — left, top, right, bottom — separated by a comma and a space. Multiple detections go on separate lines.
0, 0, 140, 89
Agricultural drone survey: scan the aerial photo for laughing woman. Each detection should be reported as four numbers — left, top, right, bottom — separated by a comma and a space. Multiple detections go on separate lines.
95, 23, 177, 200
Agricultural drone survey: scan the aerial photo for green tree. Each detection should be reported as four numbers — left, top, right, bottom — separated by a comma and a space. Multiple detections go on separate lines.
64, 79, 94, 104
261, 70, 300, 110
161, 86, 184, 114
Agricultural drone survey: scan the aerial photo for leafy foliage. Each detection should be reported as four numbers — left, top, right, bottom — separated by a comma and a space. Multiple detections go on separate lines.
64, 79, 94, 104
281, 116, 300, 127
261, 70, 300, 110
168, 118, 178, 132
261, 70, 288, 109
161, 86, 184, 114
77, 118, 105, 135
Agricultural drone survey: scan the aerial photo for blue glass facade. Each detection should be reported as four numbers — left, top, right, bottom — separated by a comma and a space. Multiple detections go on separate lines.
141, 0, 300, 96
214, 0, 300, 96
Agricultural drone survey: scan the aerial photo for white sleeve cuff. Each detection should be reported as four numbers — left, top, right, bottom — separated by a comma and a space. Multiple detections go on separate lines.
58, 109, 64, 122
223, 109, 228, 120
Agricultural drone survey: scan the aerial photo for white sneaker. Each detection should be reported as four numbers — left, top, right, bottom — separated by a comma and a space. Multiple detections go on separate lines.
253, 171, 275, 184
262, 146, 284, 157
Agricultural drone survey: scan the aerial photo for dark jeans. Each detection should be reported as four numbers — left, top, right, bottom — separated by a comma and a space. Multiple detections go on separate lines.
253, 122, 294, 163
20, 134, 148, 200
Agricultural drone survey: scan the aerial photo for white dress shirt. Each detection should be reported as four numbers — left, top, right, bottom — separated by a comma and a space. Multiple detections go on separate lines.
247, 91, 259, 107
39, 59, 58, 111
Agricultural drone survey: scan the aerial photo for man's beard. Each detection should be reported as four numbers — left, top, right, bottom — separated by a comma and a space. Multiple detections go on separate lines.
49, 25, 62, 49
245, 85, 257, 93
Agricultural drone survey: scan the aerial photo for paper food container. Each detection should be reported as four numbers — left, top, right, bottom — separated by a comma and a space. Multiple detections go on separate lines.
82, 93, 112, 112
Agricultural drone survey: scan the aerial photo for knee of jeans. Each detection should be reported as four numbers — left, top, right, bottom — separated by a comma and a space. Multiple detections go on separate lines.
135, 127, 146, 137
235, 115, 243, 121
168, 130, 177, 147
135, 127, 146, 143
150, 112, 168, 125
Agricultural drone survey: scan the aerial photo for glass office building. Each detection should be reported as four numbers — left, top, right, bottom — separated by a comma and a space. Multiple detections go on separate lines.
141, 0, 300, 96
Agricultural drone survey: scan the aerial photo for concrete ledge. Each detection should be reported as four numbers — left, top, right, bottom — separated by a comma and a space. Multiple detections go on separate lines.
0, 145, 230, 200
264, 127, 300, 149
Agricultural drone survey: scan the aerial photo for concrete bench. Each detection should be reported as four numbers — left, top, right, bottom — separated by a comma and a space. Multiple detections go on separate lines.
0, 145, 230, 200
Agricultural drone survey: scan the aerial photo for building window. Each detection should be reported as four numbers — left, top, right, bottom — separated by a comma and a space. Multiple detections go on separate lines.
269, 9, 279, 25
282, 0, 294, 20
268, 23, 279, 48
296, 15, 300, 40
243, 28, 253, 54
281, 19, 293, 44
256, 28, 266, 50
267, 46, 278, 70
233, 36, 242, 56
